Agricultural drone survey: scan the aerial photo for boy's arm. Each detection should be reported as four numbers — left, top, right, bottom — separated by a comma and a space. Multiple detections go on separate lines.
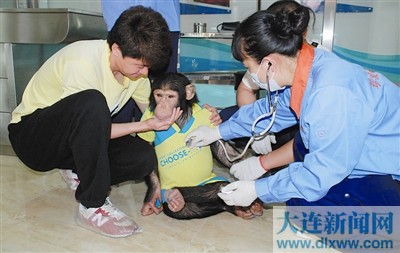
110, 107, 182, 139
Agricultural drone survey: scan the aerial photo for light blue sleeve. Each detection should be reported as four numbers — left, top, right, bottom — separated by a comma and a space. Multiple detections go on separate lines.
101, 0, 132, 31
255, 86, 375, 203
101, 0, 180, 31
219, 88, 298, 140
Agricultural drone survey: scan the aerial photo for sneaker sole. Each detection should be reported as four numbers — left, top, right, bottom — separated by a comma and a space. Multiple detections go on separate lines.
74, 212, 135, 238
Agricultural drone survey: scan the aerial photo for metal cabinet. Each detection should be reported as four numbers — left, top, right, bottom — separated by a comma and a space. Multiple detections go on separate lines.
0, 8, 107, 146
0, 43, 16, 145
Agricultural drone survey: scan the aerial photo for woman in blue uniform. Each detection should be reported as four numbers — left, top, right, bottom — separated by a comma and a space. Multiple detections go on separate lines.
185, 1, 400, 207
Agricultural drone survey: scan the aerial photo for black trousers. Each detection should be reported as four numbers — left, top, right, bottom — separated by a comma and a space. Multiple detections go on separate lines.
8, 90, 157, 208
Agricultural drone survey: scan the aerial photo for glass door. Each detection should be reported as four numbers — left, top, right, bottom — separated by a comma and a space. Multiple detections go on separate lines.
320, 0, 399, 84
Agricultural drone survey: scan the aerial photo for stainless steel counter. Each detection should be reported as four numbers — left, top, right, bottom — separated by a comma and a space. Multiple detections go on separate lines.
180, 32, 234, 39
0, 8, 107, 43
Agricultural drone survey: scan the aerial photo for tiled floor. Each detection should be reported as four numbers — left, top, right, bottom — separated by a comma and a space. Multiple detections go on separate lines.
1, 152, 279, 253
3, 145, 398, 253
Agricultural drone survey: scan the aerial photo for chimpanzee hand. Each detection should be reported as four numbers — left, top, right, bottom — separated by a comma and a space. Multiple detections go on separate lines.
141, 171, 163, 216
203, 104, 222, 126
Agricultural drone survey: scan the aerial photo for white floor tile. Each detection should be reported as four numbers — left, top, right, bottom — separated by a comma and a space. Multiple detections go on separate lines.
1, 154, 276, 252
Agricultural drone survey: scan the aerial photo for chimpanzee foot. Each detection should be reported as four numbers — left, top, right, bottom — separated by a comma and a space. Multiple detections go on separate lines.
165, 188, 185, 212
249, 200, 264, 216
234, 200, 264, 219
234, 207, 256, 220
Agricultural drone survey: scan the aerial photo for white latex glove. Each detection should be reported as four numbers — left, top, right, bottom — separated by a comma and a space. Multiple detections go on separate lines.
230, 156, 267, 180
184, 125, 221, 148
251, 134, 276, 154
218, 181, 257, 207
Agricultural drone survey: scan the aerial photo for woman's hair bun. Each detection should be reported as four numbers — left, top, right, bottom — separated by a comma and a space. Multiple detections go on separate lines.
269, 5, 310, 39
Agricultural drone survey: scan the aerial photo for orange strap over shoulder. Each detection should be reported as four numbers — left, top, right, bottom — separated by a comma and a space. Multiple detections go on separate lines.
289, 43, 315, 118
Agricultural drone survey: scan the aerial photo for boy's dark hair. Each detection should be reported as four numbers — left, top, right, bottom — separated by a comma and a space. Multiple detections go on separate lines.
107, 5, 171, 71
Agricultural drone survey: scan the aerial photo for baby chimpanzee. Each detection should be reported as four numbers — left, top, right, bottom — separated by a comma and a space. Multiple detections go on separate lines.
139, 72, 263, 220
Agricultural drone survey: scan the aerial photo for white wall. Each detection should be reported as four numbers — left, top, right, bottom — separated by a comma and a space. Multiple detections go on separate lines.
39, 0, 322, 39
334, 1, 399, 55
43, 0, 259, 32
179, 0, 324, 42
45, 0, 260, 32
31, 0, 400, 55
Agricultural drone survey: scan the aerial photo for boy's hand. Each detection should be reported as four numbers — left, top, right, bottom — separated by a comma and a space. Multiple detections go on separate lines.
147, 107, 183, 130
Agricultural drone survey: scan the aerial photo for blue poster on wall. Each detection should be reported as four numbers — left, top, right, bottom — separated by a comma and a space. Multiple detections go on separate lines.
180, 0, 231, 14
301, 0, 373, 13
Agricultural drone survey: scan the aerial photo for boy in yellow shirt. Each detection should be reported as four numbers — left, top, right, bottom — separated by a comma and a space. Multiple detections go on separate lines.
8, 6, 181, 238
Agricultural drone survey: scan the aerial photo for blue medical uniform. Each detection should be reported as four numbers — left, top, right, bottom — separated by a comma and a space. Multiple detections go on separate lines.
219, 48, 400, 206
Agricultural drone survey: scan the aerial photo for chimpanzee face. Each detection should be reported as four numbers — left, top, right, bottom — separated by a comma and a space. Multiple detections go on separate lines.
153, 88, 179, 120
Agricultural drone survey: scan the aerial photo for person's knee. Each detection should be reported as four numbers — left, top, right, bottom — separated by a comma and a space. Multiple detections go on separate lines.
109, 136, 157, 181
74, 90, 109, 121
77, 90, 108, 111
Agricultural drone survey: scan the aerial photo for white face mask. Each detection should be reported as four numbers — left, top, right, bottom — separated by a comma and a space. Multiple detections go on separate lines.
268, 71, 284, 92
248, 62, 284, 92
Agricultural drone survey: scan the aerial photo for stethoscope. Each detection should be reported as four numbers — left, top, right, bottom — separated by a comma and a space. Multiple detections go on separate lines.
251, 90, 279, 139
219, 70, 280, 162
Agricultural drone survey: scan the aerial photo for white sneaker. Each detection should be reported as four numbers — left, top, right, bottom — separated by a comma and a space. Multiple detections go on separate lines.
59, 169, 80, 191
75, 197, 143, 238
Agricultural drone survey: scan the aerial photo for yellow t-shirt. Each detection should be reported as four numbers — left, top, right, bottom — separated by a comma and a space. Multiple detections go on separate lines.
10, 40, 150, 123
139, 104, 221, 189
